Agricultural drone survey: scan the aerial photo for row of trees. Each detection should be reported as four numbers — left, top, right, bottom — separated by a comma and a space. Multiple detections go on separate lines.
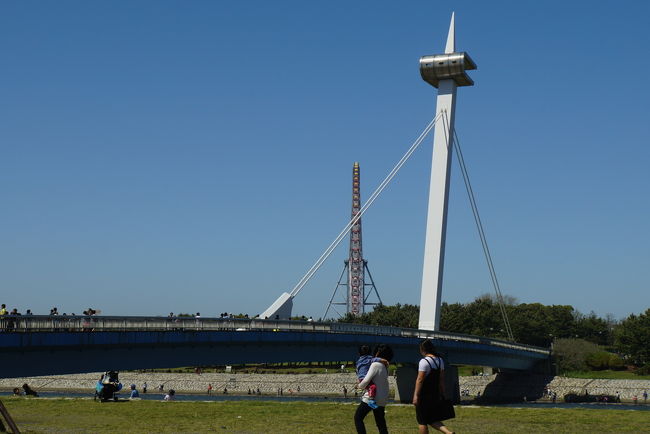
337, 296, 650, 371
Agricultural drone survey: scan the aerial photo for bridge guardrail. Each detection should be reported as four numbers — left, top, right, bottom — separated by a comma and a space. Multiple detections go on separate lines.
0, 315, 549, 356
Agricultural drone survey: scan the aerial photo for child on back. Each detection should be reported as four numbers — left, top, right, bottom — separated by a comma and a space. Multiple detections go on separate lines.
356, 345, 385, 409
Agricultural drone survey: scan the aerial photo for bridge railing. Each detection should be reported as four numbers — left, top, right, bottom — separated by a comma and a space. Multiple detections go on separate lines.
0, 315, 549, 355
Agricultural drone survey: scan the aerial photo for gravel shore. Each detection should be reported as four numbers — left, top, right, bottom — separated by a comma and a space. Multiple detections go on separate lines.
0, 372, 371, 396
3, 373, 649, 401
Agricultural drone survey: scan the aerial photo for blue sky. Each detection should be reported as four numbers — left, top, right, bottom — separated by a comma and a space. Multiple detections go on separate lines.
1, 1, 648, 320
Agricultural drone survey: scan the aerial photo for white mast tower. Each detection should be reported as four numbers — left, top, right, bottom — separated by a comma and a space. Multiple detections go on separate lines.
418, 13, 476, 330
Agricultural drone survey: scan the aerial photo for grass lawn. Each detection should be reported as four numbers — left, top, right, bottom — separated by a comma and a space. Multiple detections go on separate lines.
562, 370, 650, 380
2, 398, 648, 433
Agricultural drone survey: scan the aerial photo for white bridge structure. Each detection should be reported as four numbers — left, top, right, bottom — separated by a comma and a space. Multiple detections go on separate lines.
2, 15, 550, 405
262, 14, 507, 333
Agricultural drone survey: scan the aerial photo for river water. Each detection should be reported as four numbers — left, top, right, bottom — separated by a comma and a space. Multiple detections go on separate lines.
16, 391, 650, 411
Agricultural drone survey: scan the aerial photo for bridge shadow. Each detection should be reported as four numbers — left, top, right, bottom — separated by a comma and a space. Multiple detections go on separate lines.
478, 372, 555, 403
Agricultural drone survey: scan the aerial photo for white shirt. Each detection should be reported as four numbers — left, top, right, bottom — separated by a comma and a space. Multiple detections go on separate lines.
418, 356, 444, 376
358, 361, 390, 407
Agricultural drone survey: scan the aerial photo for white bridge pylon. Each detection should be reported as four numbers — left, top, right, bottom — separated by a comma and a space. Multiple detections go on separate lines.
418, 13, 476, 330
261, 14, 476, 330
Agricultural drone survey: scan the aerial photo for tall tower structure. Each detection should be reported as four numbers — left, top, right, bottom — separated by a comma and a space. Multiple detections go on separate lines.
324, 162, 381, 318
348, 162, 364, 314
418, 13, 476, 330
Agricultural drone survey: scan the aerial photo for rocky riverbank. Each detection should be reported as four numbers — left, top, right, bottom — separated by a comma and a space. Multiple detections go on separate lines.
0, 372, 371, 396
459, 375, 650, 402
2, 373, 649, 402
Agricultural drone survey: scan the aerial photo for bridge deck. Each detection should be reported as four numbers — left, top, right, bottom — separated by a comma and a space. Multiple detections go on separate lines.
1, 316, 550, 378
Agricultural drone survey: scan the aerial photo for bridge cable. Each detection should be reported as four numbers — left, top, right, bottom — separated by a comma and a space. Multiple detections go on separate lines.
288, 113, 443, 299
447, 112, 514, 340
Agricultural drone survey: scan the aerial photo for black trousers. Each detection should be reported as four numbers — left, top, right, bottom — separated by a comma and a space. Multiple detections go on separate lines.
354, 402, 388, 434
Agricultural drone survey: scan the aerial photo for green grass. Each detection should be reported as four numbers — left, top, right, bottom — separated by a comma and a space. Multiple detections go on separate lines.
561, 370, 650, 380
2, 398, 648, 433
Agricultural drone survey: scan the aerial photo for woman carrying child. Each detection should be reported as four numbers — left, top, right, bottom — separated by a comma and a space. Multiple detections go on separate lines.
354, 344, 393, 434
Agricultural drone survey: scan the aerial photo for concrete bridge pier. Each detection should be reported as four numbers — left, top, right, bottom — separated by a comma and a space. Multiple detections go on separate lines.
394, 363, 459, 404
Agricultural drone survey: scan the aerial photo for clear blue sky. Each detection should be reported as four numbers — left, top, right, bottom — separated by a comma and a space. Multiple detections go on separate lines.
2, 1, 648, 320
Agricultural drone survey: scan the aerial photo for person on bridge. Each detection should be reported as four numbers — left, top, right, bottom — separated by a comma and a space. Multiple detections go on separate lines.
354, 344, 393, 434
412, 339, 455, 434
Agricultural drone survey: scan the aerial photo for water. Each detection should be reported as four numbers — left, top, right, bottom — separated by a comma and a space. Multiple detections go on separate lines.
17, 391, 650, 410
22, 391, 357, 403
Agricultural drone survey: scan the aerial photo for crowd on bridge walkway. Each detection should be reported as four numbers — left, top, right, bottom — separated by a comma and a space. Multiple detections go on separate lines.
0, 304, 101, 317
0, 306, 321, 332
0, 304, 103, 331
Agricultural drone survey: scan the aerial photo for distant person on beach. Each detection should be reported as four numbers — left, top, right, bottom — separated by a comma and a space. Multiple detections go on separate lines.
142, 382, 147, 393
129, 384, 139, 399
164, 389, 175, 401
12, 388, 22, 396
22, 383, 38, 397
207, 384, 213, 395
354, 344, 393, 434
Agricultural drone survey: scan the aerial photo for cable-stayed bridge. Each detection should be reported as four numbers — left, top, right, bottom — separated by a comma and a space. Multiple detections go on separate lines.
0, 315, 550, 402
1, 15, 551, 403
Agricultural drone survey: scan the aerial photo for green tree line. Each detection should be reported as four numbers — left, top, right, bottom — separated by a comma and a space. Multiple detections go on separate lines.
337, 296, 650, 373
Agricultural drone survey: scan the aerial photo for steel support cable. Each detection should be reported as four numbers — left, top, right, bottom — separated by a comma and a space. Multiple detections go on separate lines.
446, 112, 514, 340
290, 113, 441, 297
445, 112, 513, 339
453, 131, 514, 340
289, 113, 443, 298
